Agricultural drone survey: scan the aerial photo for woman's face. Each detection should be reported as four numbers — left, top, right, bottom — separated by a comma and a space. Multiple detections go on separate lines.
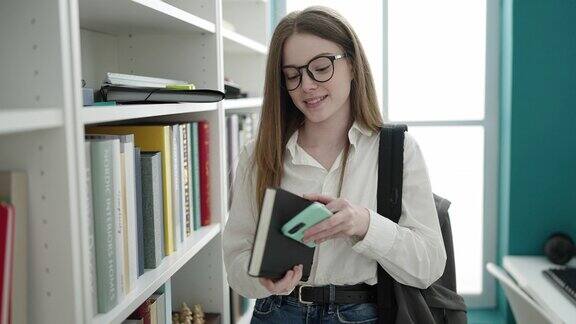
282, 33, 353, 125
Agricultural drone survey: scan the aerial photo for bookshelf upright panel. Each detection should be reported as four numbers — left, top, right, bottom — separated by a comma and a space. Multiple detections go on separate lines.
0, 0, 65, 110
0, 129, 83, 323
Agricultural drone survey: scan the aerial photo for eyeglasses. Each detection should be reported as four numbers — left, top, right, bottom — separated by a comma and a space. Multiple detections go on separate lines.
282, 53, 347, 91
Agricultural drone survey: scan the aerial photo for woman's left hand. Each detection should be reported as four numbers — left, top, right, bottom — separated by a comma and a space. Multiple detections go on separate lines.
302, 193, 371, 244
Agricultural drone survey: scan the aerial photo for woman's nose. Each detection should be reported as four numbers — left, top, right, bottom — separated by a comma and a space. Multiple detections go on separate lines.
301, 71, 318, 92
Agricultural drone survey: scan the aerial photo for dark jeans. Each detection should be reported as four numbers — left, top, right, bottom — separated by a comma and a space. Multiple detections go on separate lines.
250, 295, 378, 324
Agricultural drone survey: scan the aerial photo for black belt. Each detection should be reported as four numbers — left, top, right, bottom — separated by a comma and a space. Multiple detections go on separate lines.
288, 283, 376, 305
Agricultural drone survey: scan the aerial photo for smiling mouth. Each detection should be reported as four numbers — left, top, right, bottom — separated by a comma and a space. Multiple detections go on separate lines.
304, 95, 328, 105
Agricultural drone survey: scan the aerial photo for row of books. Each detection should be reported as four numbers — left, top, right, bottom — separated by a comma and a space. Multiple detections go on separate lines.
225, 113, 259, 323
0, 172, 27, 324
226, 113, 259, 206
122, 283, 170, 324
121, 281, 220, 324
85, 121, 211, 314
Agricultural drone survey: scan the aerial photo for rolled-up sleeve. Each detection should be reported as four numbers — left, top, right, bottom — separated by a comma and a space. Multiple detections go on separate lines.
353, 133, 447, 289
222, 144, 272, 299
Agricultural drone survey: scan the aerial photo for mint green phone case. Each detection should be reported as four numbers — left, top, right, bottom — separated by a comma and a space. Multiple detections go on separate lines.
281, 202, 332, 248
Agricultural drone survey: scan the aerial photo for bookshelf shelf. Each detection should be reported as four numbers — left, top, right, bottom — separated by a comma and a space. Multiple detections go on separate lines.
78, 0, 216, 35
0, 108, 63, 135
81, 103, 218, 125
223, 97, 262, 112
92, 224, 221, 324
223, 29, 268, 54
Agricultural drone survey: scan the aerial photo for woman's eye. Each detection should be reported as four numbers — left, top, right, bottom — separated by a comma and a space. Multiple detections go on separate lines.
314, 66, 330, 72
286, 75, 299, 80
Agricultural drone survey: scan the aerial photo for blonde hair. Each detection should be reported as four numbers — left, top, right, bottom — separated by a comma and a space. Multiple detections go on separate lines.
252, 6, 383, 211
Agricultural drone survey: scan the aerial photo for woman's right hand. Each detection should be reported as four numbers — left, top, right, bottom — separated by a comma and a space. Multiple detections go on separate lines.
258, 264, 303, 295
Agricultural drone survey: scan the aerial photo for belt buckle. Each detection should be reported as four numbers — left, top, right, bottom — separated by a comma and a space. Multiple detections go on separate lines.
298, 284, 314, 305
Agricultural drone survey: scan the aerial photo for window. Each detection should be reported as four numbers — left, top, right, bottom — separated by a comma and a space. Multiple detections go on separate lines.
281, 0, 498, 307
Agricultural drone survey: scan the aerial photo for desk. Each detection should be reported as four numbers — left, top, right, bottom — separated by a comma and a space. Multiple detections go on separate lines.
503, 256, 576, 324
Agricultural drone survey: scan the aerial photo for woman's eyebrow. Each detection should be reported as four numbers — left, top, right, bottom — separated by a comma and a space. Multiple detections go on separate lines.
282, 52, 334, 68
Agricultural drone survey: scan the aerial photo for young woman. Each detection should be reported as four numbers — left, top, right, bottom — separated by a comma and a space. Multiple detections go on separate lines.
223, 6, 446, 323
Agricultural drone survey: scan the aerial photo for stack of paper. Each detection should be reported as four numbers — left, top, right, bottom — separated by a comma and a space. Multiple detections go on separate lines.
104, 73, 195, 89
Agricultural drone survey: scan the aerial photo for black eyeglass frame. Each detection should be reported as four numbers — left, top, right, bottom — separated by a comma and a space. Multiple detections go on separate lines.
282, 53, 348, 91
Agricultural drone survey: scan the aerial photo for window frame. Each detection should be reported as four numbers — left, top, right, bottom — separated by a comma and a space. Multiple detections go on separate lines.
383, 0, 500, 308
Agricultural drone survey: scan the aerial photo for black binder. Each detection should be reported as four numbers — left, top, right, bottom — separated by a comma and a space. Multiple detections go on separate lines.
100, 85, 225, 104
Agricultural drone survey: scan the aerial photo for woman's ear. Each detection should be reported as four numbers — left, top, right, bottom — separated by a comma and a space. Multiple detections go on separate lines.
348, 62, 355, 81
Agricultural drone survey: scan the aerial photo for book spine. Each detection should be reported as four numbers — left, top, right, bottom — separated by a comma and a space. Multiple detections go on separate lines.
181, 124, 191, 237
0, 171, 29, 323
134, 147, 145, 277
90, 140, 118, 312
0, 202, 15, 324
191, 123, 201, 231
198, 121, 211, 226
163, 280, 172, 324
142, 153, 164, 269
185, 123, 194, 234
170, 125, 182, 251
84, 143, 98, 316
117, 144, 127, 298
123, 137, 139, 292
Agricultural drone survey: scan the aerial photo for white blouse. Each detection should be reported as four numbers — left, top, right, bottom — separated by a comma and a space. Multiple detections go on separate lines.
223, 122, 447, 299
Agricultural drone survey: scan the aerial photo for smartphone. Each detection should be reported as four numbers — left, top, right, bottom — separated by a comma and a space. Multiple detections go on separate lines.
281, 202, 332, 248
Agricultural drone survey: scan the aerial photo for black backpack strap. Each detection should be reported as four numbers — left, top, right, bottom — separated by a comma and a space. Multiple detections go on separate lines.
376, 124, 407, 324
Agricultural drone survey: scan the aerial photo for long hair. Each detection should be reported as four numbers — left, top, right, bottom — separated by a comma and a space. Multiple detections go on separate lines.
252, 6, 383, 211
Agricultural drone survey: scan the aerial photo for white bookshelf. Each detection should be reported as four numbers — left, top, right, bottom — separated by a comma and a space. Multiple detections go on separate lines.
224, 97, 262, 114
81, 103, 219, 124
78, 0, 216, 34
0, 0, 269, 323
223, 29, 268, 54
0, 108, 63, 135
94, 224, 221, 324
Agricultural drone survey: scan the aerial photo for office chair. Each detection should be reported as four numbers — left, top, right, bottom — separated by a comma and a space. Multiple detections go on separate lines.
486, 263, 561, 324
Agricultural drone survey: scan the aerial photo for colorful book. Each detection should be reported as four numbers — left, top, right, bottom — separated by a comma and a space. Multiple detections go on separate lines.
190, 123, 201, 230
86, 125, 174, 256
198, 121, 211, 226
128, 299, 152, 324
180, 124, 191, 237
0, 202, 14, 324
0, 171, 28, 323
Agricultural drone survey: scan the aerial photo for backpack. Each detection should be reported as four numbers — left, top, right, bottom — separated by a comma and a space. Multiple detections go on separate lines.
376, 124, 468, 324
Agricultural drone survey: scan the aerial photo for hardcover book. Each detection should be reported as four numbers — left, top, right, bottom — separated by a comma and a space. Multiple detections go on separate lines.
198, 121, 211, 226
86, 139, 120, 312
190, 123, 201, 230
0, 202, 14, 324
141, 152, 165, 269
0, 171, 28, 323
248, 188, 316, 281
